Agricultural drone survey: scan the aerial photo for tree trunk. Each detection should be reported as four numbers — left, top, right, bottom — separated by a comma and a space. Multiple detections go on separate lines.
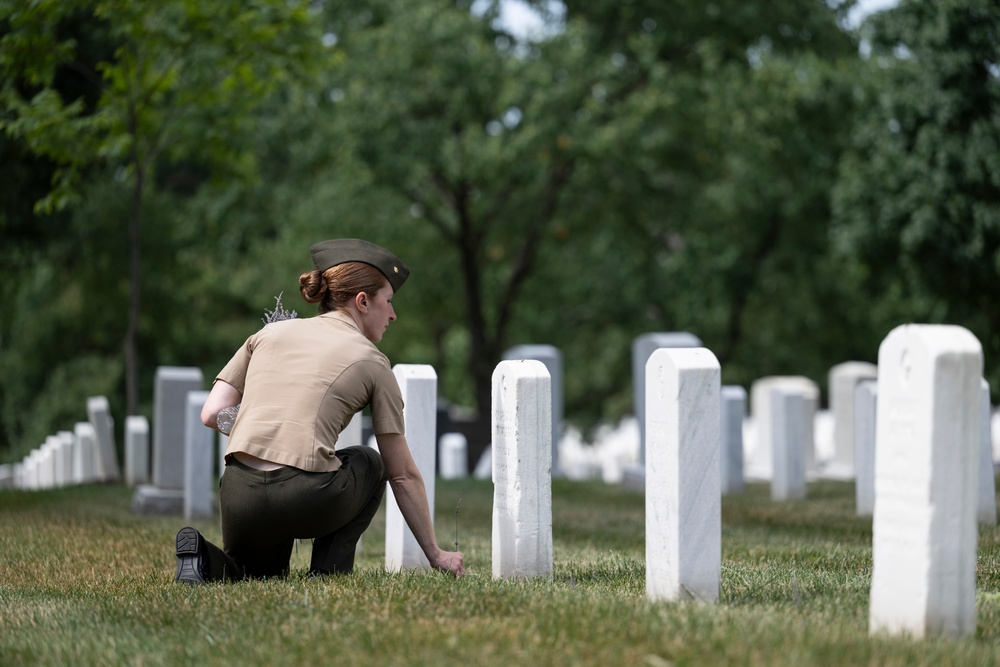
125, 166, 144, 417
716, 214, 782, 365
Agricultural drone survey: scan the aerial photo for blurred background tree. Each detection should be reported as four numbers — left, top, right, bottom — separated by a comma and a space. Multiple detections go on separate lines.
1, 0, 327, 451
2, 0, 996, 466
832, 0, 1000, 392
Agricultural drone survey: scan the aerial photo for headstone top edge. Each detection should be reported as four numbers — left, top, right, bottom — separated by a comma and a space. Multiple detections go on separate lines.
829, 360, 878, 373
493, 358, 552, 380
647, 346, 720, 371
392, 363, 438, 380
155, 366, 205, 380
185, 390, 211, 404
503, 344, 561, 357
751, 375, 819, 386
633, 332, 703, 349
880, 323, 983, 355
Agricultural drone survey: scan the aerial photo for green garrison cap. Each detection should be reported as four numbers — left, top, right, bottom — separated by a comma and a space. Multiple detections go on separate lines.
309, 238, 410, 293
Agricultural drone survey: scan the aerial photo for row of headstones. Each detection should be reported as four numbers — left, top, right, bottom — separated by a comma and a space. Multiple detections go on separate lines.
7, 347, 988, 523
722, 366, 996, 524
127, 367, 212, 519
631, 324, 987, 639
0, 396, 122, 491
742, 363, 880, 483
3, 329, 987, 639
500, 340, 996, 507
631, 337, 997, 530
0, 335, 892, 500
122, 358, 719, 575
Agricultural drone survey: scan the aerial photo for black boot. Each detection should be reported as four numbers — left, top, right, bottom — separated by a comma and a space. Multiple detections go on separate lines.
175, 527, 207, 585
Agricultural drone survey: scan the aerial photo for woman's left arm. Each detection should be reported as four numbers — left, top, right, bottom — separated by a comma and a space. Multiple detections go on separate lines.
200, 379, 243, 432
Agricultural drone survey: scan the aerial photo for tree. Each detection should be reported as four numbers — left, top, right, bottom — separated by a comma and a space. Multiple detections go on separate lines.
0, 0, 326, 416
309, 0, 602, 439
0, 0, 879, 459
833, 0, 1000, 389
503, 0, 867, 398
308, 0, 864, 438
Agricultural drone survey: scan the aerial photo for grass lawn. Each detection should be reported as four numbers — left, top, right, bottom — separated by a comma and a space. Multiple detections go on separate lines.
2, 476, 1000, 666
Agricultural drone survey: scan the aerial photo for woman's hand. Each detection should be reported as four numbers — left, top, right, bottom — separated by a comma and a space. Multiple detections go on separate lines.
431, 549, 466, 577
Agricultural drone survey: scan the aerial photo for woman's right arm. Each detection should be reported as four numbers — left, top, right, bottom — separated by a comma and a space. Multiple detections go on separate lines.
376, 432, 465, 576
200, 379, 243, 432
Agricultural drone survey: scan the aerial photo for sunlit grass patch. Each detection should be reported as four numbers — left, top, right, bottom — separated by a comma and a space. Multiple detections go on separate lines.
2, 476, 1000, 666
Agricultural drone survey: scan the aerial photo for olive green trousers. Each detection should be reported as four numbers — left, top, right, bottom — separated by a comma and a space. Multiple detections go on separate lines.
200, 445, 386, 580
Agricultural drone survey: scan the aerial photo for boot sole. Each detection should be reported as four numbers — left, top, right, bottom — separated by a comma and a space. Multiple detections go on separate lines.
175, 527, 206, 584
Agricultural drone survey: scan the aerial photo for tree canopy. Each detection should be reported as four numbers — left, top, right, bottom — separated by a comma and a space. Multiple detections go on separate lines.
1, 0, 996, 462
1, 0, 326, 417
833, 0, 1000, 385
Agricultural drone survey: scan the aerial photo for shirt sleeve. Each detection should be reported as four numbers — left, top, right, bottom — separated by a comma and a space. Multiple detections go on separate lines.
216, 333, 256, 393
369, 362, 406, 436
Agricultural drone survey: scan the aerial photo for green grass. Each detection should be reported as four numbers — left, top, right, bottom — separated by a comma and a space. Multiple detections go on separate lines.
2, 478, 1000, 666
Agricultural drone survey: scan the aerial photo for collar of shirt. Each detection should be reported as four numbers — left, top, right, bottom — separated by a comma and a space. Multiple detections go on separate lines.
320, 309, 363, 334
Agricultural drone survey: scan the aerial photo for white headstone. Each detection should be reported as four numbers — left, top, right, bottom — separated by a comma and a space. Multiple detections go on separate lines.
55, 431, 75, 487
337, 411, 364, 450
87, 395, 120, 482
39, 438, 57, 489
386, 364, 438, 572
73, 422, 97, 484
34, 449, 46, 489
492, 359, 553, 579
42, 437, 58, 488
474, 446, 492, 480
41, 441, 52, 489
747, 376, 818, 480
869, 324, 982, 639
125, 415, 150, 487
503, 344, 563, 476
20, 450, 38, 490
993, 408, 1000, 464
720, 386, 746, 496
439, 433, 467, 480
854, 380, 878, 516
218, 432, 228, 480
0, 464, 13, 489
646, 347, 721, 602
828, 361, 878, 478
153, 366, 203, 490
771, 389, 806, 501
183, 391, 215, 520
979, 379, 996, 526
632, 332, 702, 468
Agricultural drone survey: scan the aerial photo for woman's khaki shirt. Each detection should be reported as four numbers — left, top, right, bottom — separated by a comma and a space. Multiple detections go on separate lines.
216, 310, 405, 472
